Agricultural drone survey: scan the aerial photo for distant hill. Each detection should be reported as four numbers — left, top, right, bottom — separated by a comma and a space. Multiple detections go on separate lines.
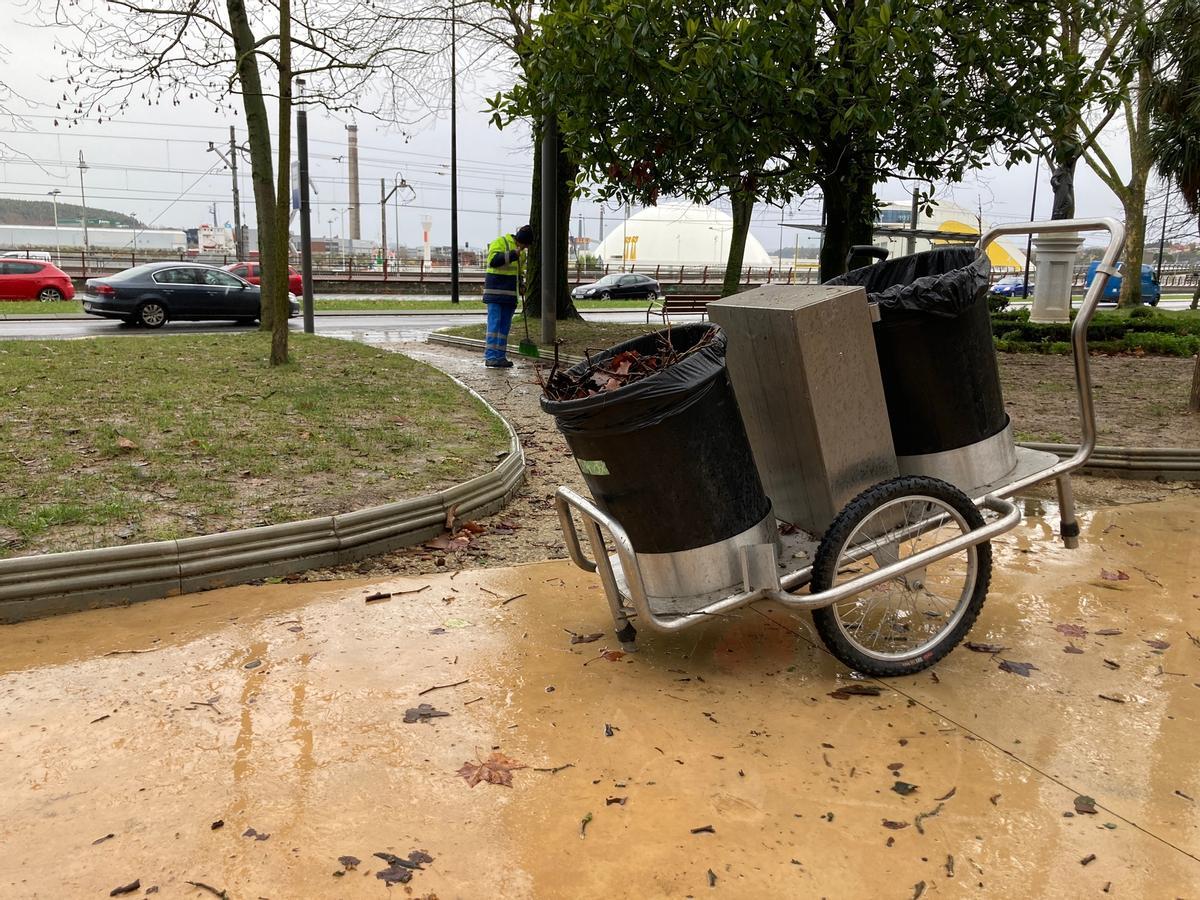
0, 197, 144, 229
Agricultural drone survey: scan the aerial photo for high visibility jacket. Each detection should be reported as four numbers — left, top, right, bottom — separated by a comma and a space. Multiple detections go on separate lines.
483, 233, 522, 306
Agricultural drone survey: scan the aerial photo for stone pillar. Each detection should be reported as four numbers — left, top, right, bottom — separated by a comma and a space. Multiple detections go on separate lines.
1028, 234, 1083, 323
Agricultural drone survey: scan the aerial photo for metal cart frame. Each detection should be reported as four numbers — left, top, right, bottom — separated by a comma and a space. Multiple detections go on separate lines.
553, 218, 1126, 646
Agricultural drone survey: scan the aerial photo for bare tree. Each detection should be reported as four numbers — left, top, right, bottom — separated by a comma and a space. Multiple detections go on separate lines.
50, 0, 442, 364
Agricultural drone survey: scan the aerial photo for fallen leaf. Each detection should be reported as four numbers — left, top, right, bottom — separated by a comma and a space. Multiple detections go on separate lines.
115, 437, 137, 452
690, 825, 716, 834
892, 781, 919, 796
989, 793, 1001, 805
1074, 795, 1098, 815
828, 684, 882, 699
998, 659, 1038, 677
1064, 643, 1084, 654
1098, 693, 1128, 703
1094, 628, 1122, 636
887, 763, 904, 772
1103, 659, 1120, 670
1100, 569, 1129, 581
1080, 853, 1097, 866
966, 641, 1006, 653
376, 866, 411, 885
109, 881, 140, 897
881, 819, 909, 830
935, 786, 957, 802
457, 751, 526, 787
337, 856, 360, 870
606, 796, 627, 806
404, 703, 450, 724
1056, 624, 1088, 637
444, 503, 459, 533
93, 833, 116, 845
1144, 639, 1170, 650
569, 632, 604, 645
241, 827, 269, 841
585, 647, 627, 665
458, 520, 487, 535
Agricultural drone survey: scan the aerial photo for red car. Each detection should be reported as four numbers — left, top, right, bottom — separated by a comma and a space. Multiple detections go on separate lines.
0, 258, 76, 301
224, 261, 302, 296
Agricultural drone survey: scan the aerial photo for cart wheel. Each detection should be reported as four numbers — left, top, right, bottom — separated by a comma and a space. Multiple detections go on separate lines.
810, 476, 991, 677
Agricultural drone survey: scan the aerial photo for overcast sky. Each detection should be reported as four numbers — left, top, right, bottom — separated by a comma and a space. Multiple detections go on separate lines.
0, 6, 1178, 255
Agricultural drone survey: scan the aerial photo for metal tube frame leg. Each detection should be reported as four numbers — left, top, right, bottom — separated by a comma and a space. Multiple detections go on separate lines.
1056, 474, 1080, 549
581, 518, 639, 649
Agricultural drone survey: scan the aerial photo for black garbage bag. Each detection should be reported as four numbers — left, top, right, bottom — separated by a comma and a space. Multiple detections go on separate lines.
826, 247, 1007, 457
541, 324, 772, 554
826, 246, 990, 317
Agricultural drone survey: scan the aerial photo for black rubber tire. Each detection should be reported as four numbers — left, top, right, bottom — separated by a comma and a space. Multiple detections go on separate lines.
810, 475, 992, 677
136, 301, 167, 329
38, 287, 64, 302
647, 290, 658, 301
600, 290, 612, 299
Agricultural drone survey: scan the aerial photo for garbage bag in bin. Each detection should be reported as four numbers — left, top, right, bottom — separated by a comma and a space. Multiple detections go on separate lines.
826, 247, 1009, 465
541, 323, 775, 604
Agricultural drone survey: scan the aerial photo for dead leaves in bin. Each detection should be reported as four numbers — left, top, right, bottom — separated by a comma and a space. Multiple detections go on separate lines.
457, 750, 526, 788
539, 327, 720, 401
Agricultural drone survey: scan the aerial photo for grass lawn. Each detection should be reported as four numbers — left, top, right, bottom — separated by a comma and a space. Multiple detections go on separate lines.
0, 298, 651, 315
0, 332, 508, 557
441, 316, 656, 359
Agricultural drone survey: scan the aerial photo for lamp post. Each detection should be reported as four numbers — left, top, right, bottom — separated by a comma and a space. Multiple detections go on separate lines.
47, 190, 61, 263
449, 0, 460, 304
77, 151, 90, 275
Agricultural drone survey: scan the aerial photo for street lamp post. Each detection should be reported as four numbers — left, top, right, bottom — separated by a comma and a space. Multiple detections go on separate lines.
449, 0, 460, 304
77, 151, 90, 276
47, 190, 62, 264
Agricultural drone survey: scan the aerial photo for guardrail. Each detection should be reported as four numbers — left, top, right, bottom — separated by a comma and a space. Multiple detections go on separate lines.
0, 378, 525, 624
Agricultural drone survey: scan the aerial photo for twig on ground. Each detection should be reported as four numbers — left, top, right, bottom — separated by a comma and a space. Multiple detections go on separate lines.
417, 679, 470, 697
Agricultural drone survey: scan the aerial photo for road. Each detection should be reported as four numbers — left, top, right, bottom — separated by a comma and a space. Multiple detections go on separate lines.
0, 298, 1193, 344
0, 310, 658, 344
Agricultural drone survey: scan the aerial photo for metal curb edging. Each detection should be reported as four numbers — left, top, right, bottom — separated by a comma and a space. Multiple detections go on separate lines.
1017, 442, 1200, 481
0, 376, 525, 624
429, 335, 1200, 482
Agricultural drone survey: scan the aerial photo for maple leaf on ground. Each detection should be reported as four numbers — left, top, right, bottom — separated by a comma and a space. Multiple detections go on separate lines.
1055, 624, 1088, 638
1100, 569, 1130, 581
457, 751, 526, 788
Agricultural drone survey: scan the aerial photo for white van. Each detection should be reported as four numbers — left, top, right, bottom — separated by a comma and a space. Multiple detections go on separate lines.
0, 250, 53, 262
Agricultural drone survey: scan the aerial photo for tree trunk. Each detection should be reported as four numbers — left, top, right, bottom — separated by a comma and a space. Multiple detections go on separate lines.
1119, 56, 1153, 309
818, 161, 875, 282
269, 0, 292, 365
525, 125, 582, 321
721, 191, 754, 297
1191, 351, 1200, 411
226, 0, 278, 337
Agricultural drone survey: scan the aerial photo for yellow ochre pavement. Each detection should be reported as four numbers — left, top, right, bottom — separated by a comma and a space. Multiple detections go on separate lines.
1, 497, 1198, 898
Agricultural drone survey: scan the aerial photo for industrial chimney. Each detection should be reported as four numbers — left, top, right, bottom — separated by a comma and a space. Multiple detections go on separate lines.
346, 124, 361, 240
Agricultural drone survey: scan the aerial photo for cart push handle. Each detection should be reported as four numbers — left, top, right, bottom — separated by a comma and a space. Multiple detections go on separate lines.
975, 217, 1125, 492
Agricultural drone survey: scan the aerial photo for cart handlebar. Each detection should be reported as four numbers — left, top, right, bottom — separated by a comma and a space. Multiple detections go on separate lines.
975, 217, 1125, 492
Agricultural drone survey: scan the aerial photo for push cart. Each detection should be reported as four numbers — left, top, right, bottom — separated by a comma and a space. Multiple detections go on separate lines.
550, 219, 1126, 676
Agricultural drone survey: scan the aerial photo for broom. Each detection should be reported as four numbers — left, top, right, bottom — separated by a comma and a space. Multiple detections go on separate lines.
517, 275, 540, 359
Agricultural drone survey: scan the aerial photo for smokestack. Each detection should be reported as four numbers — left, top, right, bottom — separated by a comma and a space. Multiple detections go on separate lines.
346, 124, 361, 240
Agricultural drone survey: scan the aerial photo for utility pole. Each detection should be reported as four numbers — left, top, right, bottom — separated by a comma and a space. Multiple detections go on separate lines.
495, 189, 504, 237
47, 190, 61, 264
1023, 155, 1041, 301
540, 114, 557, 344
907, 188, 919, 256
599, 207, 604, 246
1156, 183, 1171, 281
346, 125, 361, 240
211, 203, 219, 229
77, 151, 90, 275
229, 126, 243, 260
297, 78, 315, 334
449, 0, 460, 303
380, 179, 389, 279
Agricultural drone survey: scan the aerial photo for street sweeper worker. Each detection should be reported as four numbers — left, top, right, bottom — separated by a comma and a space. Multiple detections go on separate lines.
482, 223, 533, 368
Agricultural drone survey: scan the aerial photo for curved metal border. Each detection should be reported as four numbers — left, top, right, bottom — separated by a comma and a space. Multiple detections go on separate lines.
0, 375, 525, 623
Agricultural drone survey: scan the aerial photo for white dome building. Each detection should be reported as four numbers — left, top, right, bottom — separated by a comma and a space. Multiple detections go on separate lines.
594, 202, 773, 268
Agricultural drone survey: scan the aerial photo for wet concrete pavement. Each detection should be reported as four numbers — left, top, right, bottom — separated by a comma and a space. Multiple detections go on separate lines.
1, 498, 1198, 897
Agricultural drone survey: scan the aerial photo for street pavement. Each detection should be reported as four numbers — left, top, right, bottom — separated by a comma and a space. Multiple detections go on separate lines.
2, 496, 1198, 896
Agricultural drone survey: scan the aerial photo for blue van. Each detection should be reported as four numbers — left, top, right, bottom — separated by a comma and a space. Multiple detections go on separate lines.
1084, 260, 1161, 306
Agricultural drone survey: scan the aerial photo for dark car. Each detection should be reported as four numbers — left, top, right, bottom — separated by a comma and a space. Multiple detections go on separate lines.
990, 275, 1033, 298
571, 272, 660, 300
83, 262, 300, 328
224, 261, 303, 296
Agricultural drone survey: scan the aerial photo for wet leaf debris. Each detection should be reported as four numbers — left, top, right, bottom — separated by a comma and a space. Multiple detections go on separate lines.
540, 327, 719, 401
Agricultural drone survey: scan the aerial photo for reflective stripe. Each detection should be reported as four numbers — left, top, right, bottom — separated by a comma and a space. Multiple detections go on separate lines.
484, 288, 518, 296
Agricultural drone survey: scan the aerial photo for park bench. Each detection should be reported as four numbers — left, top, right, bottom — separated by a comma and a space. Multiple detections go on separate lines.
645, 294, 716, 323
